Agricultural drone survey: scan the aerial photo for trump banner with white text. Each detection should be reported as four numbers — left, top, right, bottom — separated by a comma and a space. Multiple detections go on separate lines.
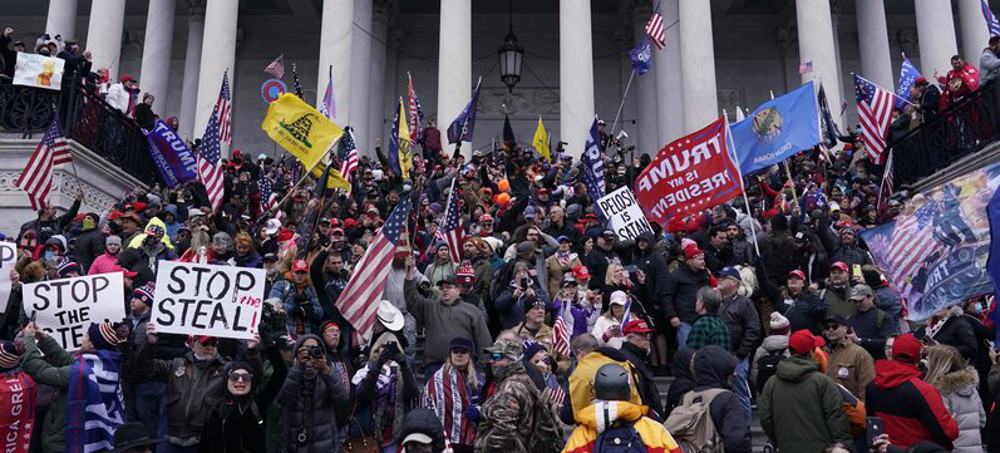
152, 261, 265, 340
24, 273, 126, 351
634, 118, 742, 227
146, 119, 199, 188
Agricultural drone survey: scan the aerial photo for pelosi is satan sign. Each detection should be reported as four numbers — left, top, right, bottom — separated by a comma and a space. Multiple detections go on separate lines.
633, 118, 742, 227
152, 261, 265, 340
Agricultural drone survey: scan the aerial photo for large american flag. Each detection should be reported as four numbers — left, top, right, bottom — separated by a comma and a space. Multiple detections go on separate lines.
854, 74, 894, 165
216, 72, 233, 145
17, 117, 71, 210
645, 2, 666, 50
407, 73, 424, 142
882, 202, 938, 294
336, 196, 413, 342
441, 180, 463, 263
983, 0, 1000, 37
199, 73, 229, 213
264, 54, 285, 79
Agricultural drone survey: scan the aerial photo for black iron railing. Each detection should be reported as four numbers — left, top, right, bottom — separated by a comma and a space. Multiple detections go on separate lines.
0, 82, 58, 135
890, 81, 1000, 187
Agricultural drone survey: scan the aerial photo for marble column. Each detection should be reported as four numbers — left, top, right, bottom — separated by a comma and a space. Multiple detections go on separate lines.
45, 0, 79, 40
367, 1, 392, 153
437, 0, 472, 157
193, 0, 238, 151
317, 0, 355, 124
559, 0, 596, 157
628, 0, 659, 156
179, 2, 204, 141
383, 30, 403, 157
349, 0, 373, 141
957, 0, 991, 63
855, 0, 894, 89
914, 0, 959, 78
796, 0, 842, 128
655, 0, 683, 147
678, 0, 718, 132
138, 0, 177, 103
85, 0, 126, 80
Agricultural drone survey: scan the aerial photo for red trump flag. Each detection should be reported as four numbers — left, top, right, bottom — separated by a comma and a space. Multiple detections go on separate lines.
634, 118, 742, 226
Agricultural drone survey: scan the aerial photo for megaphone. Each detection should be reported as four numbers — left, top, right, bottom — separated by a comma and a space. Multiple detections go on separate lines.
616, 130, 629, 141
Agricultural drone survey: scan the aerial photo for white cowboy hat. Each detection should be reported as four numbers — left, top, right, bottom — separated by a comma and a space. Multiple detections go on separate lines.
376, 300, 404, 332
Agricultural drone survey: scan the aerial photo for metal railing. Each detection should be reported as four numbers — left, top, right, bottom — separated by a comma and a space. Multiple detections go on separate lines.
889, 81, 1000, 187
0, 82, 58, 135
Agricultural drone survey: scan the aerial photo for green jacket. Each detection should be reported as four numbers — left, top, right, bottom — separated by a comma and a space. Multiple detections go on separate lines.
685, 313, 732, 352
759, 355, 852, 453
20, 336, 76, 453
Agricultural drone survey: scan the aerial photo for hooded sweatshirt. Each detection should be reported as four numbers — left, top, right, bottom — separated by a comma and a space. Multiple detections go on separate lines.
865, 360, 959, 450
690, 345, 751, 453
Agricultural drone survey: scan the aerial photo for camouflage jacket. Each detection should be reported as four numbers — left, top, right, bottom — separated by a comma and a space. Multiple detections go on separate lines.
474, 362, 564, 453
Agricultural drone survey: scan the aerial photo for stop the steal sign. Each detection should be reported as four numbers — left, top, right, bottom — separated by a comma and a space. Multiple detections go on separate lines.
152, 261, 265, 339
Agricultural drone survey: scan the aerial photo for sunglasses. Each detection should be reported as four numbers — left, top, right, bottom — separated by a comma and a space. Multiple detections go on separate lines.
228, 372, 253, 383
490, 353, 504, 361
824, 324, 841, 331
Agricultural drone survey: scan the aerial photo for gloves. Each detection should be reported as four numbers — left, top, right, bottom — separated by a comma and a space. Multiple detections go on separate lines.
465, 404, 481, 423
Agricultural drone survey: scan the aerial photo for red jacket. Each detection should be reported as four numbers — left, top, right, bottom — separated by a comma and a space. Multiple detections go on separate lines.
865, 360, 959, 450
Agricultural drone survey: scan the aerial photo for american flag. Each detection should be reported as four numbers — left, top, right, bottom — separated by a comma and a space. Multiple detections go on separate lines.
882, 202, 938, 294
799, 60, 814, 75
198, 72, 229, 213
407, 72, 424, 142
264, 54, 285, 79
645, 2, 666, 50
320, 67, 335, 120
336, 196, 413, 342
215, 72, 232, 145
441, 179, 463, 263
17, 117, 71, 210
259, 170, 277, 212
983, 0, 1000, 37
338, 129, 358, 188
854, 74, 895, 165
552, 315, 570, 356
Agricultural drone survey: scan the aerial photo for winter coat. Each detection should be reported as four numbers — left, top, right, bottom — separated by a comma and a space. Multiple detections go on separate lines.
932, 367, 985, 453
759, 230, 797, 284
874, 285, 903, 321
922, 309, 978, 362
825, 340, 875, 400
269, 277, 324, 337
665, 349, 695, 415
494, 279, 549, 330
277, 335, 350, 453
106, 82, 134, 115
718, 293, 762, 360
73, 228, 105, 272
88, 252, 120, 275
981, 48, 1000, 85
563, 400, 681, 453
690, 345, 751, 453
591, 314, 625, 350
544, 252, 581, 298
847, 305, 896, 360
404, 278, 493, 366
821, 284, 855, 319
783, 289, 827, 335
759, 355, 852, 453
618, 341, 665, 420
20, 336, 75, 453
750, 334, 789, 385
663, 264, 712, 324
475, 361, 562, 453
865, 360, 959, 450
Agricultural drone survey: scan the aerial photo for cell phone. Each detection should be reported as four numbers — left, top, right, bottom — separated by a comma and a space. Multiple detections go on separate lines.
866, 416, 884, 449
625, 265, 638, 274
852, 264, 862, 277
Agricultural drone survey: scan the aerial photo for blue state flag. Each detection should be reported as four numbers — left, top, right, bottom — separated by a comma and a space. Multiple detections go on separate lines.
628, 36, 652, 75
447, 79, 482, 144
895, 54, 922, 109
582, 118, 606, 221
387, 107, 402, 175
731, 80, 821, 175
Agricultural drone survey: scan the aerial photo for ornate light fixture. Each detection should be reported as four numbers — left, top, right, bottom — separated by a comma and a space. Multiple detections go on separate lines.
498, 0, 523, 93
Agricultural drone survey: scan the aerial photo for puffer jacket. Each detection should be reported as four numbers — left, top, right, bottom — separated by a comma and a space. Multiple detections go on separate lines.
563, 400, 682, 453
277, 335, 350, 453
866, 360, 959, 450
933, 367, 985, 453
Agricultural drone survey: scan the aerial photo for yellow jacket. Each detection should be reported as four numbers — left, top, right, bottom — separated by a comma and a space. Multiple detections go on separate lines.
563, 400, 682, 453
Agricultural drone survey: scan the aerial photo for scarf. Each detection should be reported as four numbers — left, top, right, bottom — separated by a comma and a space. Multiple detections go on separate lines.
422, 365, 477, 446
66, 350, 125, 453
556, 251, 575, 268
370, 363, 406, 446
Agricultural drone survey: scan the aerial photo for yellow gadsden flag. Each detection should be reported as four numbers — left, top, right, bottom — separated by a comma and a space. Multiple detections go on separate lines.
397, 98, 413, 179
261, 93, 344, 172
533, 116, 550, 162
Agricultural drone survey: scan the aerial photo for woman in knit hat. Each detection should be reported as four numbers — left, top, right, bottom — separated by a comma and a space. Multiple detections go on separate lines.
89, 235, 122, 275
750, 312, 792, 392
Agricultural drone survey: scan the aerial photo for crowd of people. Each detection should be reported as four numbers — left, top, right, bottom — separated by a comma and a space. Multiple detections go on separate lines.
3, 24, 1000, 453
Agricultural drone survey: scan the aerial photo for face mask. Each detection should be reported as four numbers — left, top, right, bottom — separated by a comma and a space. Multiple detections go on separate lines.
971, 303, 984, 315
44, 251, 54, 260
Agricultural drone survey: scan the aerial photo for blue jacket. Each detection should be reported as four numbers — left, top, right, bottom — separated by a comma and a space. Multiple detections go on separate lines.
269, 277, 323, 336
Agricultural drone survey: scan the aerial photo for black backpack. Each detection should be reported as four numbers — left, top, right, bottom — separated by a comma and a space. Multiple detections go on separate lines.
755, 348, 787, 393
595, 419, 646, 453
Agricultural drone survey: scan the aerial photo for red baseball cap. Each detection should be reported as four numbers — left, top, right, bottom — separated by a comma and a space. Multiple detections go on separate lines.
788, 270, 806, 281
189, 335, 218, 345
892, 333, 922, 364
788, 329, 817, 355
572, 265, 591, 280
684, 246, 704, 260
623, 319, 655, 335
111, 265, 138, 278
292, 259, 309, 272
830, 261, 849, 273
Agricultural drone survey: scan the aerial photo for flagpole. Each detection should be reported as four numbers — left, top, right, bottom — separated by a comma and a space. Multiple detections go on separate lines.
266, 135, 342, 216
609, 69, 637, 142
723, 112, 760, 256
767, 89, 801, 213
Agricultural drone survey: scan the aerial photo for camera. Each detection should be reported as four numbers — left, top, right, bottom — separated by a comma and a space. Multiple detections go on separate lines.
520, 278, 529, 291
308, 345, 324, 358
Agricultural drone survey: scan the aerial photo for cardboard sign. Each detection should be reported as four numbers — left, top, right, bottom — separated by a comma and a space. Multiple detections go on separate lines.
0, 243, 16, 313
151, 261, 265, 340
13, 52, 65, 90
597, 187, 653, 241
24, 273, 126, 351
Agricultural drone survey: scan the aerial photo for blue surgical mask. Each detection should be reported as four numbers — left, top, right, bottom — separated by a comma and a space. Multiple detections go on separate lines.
971, 303, 984, 315
44, 251, 54, 260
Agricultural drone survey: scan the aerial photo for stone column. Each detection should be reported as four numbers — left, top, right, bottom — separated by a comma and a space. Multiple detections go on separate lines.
193, 0, 238, 149
796, 0, 842, 128
914, 0, 959, 78
179, 2, 204, 141
382, 30, 403, 158
318, 0, 354, 125
957, 0, 991, 63
559, 0, 596, 157
627, 0, 659, 155
437, 0, 472, 157
138, 0, 177, 103
45, 0, 79, 40
855, 0, 894, 89
349, 0, 373, 140
678, 0, 718, 132
655, 0, 683, 147
367, 0, 393, 152
85, 0, 126, 80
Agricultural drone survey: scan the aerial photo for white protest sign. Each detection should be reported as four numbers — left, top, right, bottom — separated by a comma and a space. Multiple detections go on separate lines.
0, 242, 16, 313
597, 186, 654, 241
13, 52, 65, 90
152, 261, 265, 340
24, 272, 126, 351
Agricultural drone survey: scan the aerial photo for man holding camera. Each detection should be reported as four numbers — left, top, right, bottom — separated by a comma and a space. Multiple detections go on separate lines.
269, 259, 324, 337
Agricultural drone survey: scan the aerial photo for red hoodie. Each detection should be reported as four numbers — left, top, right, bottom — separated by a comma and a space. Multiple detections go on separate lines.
865, 360, 959, 450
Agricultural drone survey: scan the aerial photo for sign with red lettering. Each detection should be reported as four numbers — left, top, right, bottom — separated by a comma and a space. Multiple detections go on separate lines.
0, 373, 35, 453
151, 261, 265, 340
24, 273, 126, 351
633, 118, 742, 227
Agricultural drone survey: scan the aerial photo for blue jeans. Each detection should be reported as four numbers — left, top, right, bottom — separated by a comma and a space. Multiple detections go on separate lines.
676, 321, 692, 350
733, 358, 752, 425
130, 381, 166, 438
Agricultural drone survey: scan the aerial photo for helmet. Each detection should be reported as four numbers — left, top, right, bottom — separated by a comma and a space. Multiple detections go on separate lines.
594, 363, 630, 401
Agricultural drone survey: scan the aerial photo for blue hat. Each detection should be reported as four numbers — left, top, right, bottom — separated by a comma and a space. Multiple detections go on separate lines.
523, 341, 547, 362
449, 337, 474, 352
556, 235, 571, 243
719, 266, 742, 282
